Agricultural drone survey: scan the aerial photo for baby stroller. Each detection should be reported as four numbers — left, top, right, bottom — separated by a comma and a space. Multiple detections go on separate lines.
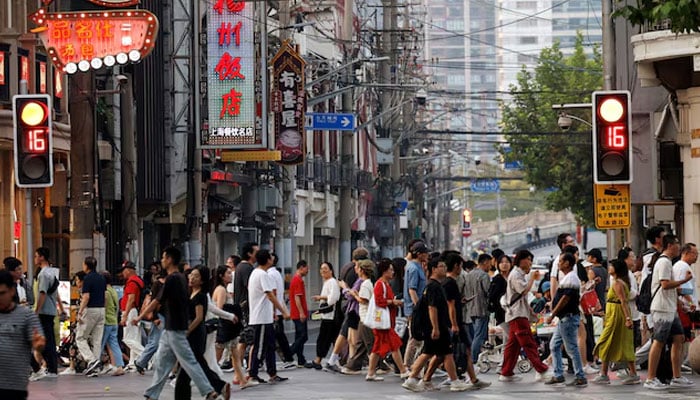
476, 326, 533, 374
58, 322, 88, 373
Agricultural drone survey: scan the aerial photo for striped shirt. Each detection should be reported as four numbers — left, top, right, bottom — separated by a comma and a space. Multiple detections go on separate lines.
0, 304, 42, 391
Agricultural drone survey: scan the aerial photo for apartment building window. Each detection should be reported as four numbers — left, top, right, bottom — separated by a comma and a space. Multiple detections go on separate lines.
520, 36, 537, 45
448, 75, 465, 85
516, 1, 537, 8
446, 19, 465, 31
516, 19, 538, 28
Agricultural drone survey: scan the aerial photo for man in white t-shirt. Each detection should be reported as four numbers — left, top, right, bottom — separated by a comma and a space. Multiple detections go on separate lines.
247, 249, 290, 383
268, 254, 294, 366
673, 243, 698, 308
549, 233, 576, 295
644, 235, 693, 390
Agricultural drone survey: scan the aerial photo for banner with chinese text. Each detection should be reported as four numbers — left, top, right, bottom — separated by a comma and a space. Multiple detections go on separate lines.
203, 0, 260, 149
271, 41, 306, 165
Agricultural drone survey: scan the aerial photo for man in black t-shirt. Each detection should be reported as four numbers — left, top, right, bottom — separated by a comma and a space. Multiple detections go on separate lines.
137, 247, 221, 400
78, 256, 107, 375
443, 253, 488, 389
233, 242, 258, 317
402, 258, 471, 392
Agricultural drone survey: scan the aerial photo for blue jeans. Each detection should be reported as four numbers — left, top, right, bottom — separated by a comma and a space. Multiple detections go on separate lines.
290, 319, 308, 364
135, 314, 164, 370
471, 316, 489, 363
101, 324, 124, 367
143, 330, 214, 400
550, 314, 585, 380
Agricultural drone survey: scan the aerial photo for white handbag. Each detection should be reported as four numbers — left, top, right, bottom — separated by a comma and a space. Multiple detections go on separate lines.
363, 282, 391, 330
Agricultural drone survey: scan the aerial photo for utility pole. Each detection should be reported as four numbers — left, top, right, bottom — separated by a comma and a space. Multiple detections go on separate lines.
382, 0, 399, 256
120, 73, 139, 270
188, 0, 203, 267
68, 71, 95, 275
339, 0, 354, 266
602, 0, 619, 255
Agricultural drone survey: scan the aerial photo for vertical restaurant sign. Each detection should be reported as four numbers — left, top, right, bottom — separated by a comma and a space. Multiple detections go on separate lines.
203, 0, 260, 149
270, 41, 306, 165
0, 52, 4, 85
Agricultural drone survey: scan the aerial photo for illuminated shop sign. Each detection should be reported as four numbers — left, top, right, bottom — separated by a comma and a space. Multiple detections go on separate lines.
202, 0, 260, 149
271, 41, 306, 165
30, 9, 158, 74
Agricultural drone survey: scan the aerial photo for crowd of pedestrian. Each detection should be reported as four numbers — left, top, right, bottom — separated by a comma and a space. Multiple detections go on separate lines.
2, 225, 699, 399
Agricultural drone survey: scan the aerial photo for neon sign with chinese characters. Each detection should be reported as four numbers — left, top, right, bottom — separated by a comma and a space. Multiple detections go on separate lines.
30, 9, 158, 74
203, 0, 259, 149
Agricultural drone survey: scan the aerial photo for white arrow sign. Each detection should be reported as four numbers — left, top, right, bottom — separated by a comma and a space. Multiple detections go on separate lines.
341, 117, 350, 127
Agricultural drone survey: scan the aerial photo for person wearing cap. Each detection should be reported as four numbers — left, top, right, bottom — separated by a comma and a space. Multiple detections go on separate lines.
119, 260, 145, 370
403, 240, 430, 368
586, 249, 609, 314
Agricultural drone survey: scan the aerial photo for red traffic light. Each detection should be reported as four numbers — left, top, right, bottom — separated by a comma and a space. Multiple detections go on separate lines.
592, 91, 632, 184
13, 94, 54, 188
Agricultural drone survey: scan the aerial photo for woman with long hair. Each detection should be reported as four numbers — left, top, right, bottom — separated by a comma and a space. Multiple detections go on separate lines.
176, 266, 229, 400
489, 254, 513, 341
365, 259, 410, 381
592, 259, 639, 385
306, 262, 341, 369
211, 265, 255, 389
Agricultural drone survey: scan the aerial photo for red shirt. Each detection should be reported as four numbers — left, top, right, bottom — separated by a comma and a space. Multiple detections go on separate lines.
289, 273, 307, 320
120, 275, 144, 311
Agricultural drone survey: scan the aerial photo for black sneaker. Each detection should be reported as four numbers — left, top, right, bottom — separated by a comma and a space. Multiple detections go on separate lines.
84, 359, 102, 376
544, 376, 566, 386
136, 365, 145, 375
220, 360, 234, 373
567, 377, 588, 388
324, 364, 342, 373
304, 361, 322, 370
269, 375, 289, 383
248, 375, 267, 384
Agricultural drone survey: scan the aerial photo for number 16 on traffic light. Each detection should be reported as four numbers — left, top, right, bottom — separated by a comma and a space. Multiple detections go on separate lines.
592, 90, 632, 184
12, 94, 53, 188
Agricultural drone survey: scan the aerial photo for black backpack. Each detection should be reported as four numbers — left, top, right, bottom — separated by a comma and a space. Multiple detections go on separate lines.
636, 252, 663, 314
410, 287, 430, 340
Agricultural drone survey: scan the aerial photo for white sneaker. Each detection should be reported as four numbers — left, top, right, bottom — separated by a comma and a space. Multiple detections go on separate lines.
670, 376, 695, 387
582, 365, 599, 375
439, 378, 452, 388
44, 372, 58, 379
499, 374, 522, 382
402, 377, 424, 392
421, 380, 439, 391
450, 380, 471, 392
59, 368, 77, 376
433, 368, 448, 378
29, 369, 47, 382
365, 374, 384, 382
535, 371, 552, 382
644, 377, 669, 390
100, 364, 115, 375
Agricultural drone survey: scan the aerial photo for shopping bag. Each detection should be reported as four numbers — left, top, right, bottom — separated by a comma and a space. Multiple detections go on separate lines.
581, 290, 602, 315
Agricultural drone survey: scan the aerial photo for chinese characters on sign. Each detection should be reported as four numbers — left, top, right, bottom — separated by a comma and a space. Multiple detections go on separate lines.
594, 184, 631, 229
203, 0, 259, 149
271, 41, 306, 165
29, 9, 158, 74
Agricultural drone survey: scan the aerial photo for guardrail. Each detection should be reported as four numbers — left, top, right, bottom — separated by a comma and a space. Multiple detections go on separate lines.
498, 221, 576, 252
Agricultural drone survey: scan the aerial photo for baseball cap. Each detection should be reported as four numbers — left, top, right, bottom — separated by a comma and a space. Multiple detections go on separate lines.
585, 248, 603, 262
541, 281, 551, 293
410, 242, 430, 255
118, 260, 136, 272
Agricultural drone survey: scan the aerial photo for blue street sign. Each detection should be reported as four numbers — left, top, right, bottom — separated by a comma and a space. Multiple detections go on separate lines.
504, 160, 523, 170
470, 179, 500, 193
305, 113, 356, 131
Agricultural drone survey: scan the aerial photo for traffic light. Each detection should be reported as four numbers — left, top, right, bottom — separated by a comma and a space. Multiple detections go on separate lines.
462, 208, 472, 230
592, 90, 632, 184
13, 94, 53, 188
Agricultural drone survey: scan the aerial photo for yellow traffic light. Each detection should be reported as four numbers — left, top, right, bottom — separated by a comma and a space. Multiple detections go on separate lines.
20, 101, 48, 126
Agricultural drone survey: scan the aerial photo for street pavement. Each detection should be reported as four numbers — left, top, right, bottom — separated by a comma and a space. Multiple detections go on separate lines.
27, 361, 700, 399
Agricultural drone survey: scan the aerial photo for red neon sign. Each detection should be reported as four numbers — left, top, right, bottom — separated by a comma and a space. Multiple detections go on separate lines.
30, 9, 159, 74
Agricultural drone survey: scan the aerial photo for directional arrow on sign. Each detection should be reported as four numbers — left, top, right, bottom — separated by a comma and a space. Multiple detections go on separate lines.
341, 117, 350, 127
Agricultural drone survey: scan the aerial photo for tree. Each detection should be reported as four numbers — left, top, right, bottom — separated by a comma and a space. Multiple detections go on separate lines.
500, 33, 603, 225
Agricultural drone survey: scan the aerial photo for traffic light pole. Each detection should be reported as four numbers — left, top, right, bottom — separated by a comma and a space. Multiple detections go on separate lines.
18, 81, 34, 284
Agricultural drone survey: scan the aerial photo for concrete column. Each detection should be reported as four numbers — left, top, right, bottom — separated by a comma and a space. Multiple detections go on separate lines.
677, 87, 700, 244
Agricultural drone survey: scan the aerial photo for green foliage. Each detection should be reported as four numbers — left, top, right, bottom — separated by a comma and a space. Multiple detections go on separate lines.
499, 33, 602, 225
614, 0, 700, 34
